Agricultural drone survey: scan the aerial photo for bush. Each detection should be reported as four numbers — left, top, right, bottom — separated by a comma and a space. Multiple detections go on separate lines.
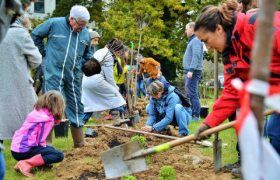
131, 135, 146, 146
158, 166, 176, 180
121, 175, 137, 180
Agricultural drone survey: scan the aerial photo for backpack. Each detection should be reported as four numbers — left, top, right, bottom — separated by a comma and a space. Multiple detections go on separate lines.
173, 87, 191, 108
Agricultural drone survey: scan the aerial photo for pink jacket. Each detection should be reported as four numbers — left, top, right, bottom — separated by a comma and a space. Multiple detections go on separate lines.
11, 108, 54, 153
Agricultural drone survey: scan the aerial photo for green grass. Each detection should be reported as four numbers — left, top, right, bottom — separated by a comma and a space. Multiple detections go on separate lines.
187, 98, 238, 165
2, 99, 238, 179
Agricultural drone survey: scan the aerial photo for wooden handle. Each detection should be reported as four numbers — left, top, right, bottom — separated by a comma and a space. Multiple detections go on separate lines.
169, 108, 275, 148
169, 122, 235, 148
86, 124, 178, 140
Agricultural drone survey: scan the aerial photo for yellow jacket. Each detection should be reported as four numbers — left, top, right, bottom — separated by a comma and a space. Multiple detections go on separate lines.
114, 57, 127, 85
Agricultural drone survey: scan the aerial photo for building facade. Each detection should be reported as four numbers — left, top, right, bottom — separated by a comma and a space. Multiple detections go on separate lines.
27, 0, 60, 19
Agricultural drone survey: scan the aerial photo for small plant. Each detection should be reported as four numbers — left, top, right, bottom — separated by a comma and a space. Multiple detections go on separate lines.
158, 165, 176, 180
146, 155, 153, 164
121, 175, 137, 180
131, 135, 146, 146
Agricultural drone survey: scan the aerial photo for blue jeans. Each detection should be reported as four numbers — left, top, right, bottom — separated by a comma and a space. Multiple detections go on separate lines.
174, 104, 192, 135
11, 145, 64, 164
137, 79, 146, 98
184, 70, 202, 118
267, 114, 280, 155
147, 75, 166, 87
0, 151, 5, 180
82, 112, 93, 124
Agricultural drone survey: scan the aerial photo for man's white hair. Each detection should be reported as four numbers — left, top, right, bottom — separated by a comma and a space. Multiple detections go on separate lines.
70, 5, 90, 21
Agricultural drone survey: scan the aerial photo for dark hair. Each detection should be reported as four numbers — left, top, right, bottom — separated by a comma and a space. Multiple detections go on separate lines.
194, 1, 237, 33
82, 58, 101, 77
34, 90, 65, 121
119, 45, 129, 67
240, 0, 259, 12
107, 38, 124, 52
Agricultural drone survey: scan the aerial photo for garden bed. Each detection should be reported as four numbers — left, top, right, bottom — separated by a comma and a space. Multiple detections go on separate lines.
54, 126, 231, 180
53, 99, 232, 180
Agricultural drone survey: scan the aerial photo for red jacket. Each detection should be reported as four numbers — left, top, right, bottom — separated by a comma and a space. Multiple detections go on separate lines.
203, 12, 280, 128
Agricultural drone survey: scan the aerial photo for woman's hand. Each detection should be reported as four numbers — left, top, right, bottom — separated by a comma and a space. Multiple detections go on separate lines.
141, 126, 153, 132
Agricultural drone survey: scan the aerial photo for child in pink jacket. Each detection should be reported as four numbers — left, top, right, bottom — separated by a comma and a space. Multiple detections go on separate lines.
11, 90, 65, 177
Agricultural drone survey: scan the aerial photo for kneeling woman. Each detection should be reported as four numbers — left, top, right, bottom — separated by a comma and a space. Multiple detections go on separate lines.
141, 80, 192, 137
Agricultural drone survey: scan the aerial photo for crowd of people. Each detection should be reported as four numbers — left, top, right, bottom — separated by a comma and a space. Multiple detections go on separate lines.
0, 0, 279, 179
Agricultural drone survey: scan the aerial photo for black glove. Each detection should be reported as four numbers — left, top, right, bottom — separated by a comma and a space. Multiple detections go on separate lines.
194, 124, 211, 140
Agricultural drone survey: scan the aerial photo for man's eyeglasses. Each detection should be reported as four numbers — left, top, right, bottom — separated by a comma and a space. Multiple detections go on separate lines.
74, 18, 86, 28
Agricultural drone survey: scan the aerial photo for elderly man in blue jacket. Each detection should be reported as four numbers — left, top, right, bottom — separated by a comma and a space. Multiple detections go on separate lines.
141, 80, 192, 137
32, 5, 93, 148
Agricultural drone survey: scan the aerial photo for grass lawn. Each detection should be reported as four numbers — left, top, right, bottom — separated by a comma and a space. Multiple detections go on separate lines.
2, 97, 239, 179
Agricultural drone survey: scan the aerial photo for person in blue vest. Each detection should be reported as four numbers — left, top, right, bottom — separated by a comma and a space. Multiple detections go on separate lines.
32, 5, 93, 148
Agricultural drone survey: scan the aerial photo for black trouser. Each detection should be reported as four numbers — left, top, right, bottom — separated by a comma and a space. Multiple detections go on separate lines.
228, 112, 241, 160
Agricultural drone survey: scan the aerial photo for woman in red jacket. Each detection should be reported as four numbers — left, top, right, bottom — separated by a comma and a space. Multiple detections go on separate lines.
192, 0, 280, 174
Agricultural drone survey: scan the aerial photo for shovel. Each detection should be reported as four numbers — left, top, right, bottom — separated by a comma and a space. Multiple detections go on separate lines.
101, 121, 234, 179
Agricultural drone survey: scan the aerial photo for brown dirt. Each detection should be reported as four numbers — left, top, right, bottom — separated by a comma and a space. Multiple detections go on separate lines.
54, 99, 233, 180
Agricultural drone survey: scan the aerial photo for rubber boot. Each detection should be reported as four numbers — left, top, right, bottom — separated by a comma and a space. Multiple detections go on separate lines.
231, 167, 242, 178
111, 110, 120, 121
70, 127, 88, 148
46, 128, 53, 146
223, 160, 240, 172
14, 154, 44, 177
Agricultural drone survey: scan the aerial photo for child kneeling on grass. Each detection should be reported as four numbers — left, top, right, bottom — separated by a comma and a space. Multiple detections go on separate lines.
11, 90, 65, 177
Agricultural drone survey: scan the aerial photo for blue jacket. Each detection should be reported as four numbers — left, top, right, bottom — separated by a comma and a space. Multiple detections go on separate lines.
146, 82, 182, 132
32, 16, 93, 73
183, 34, 203, 73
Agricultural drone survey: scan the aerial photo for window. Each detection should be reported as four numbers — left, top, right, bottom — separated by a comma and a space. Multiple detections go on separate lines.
34, 0, 44, 13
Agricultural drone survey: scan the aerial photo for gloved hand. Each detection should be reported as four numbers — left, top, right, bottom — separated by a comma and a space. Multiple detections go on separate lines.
194, 124, 211, 140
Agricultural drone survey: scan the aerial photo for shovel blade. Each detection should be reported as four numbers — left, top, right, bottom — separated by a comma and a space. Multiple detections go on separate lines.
101, 140, 149, 179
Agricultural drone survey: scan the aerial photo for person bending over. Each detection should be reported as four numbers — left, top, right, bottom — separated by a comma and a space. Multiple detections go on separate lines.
141, 80, 192, 137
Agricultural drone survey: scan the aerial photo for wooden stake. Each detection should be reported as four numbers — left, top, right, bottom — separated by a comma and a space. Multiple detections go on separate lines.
213, 50, 221, 172
250, 0, 277, 135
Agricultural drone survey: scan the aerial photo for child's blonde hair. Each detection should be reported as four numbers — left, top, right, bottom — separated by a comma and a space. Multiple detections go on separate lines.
34, 91, 65, 120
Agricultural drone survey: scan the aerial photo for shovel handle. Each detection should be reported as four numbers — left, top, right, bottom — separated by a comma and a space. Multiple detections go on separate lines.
161, 108, 275, 151
125, 109, 275, 160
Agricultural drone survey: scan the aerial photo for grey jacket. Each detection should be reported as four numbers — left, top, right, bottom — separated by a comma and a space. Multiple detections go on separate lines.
0, 23, 42, 139
183, 35, 203, 73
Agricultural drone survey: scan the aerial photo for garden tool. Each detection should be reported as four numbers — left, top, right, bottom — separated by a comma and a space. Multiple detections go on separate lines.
112, 118, 130, 126
87, 124, 222, 147
101, 121, 234, 179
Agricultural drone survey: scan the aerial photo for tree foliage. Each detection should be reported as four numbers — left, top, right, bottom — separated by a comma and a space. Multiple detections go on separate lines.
52, 0, 103, 23
97, 0, 220, 80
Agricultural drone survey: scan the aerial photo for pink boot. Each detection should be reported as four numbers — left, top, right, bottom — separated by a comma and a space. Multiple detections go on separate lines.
14, 154, 45, 177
